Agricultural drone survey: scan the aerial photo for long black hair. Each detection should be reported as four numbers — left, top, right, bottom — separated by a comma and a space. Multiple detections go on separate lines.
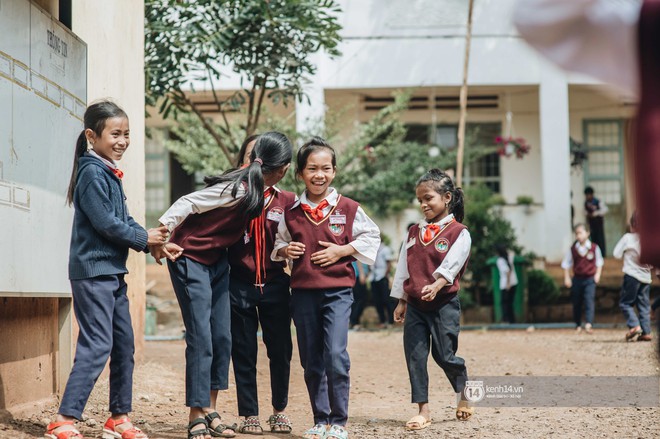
235, 134, 260, 167
204, 131, 293, 220
415, 168, 465, 222
495, 244, 511, 269
296, 136, 336, 175
66, 100, 128, 205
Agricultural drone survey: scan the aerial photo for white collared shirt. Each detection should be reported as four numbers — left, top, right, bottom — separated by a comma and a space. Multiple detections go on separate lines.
88, 150, 119, 170
158, 181, 245, 233
390, 214, 472, 300
513, 0, 641, 97
561, 239, 605, 269
613, 233, 652, 284
271, 188, 380, 265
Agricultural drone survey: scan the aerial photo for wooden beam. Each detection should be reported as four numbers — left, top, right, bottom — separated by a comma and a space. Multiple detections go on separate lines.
456, 0, 475, 187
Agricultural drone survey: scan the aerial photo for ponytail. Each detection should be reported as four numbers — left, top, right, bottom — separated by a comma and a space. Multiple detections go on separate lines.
415, 168, 465, 222
66, 100, 128, 206
66, 131, 89, 205
203, 131, 293, 221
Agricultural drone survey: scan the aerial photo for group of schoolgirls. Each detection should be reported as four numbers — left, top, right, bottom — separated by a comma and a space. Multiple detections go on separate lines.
47, 100, 475, 439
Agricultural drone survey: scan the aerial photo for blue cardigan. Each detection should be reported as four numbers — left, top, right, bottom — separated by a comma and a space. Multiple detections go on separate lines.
68, 155, 148, 280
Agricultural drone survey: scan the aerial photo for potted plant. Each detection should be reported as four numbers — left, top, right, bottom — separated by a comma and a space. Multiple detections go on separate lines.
495, 136, 531, 159
516, 195, 534, 214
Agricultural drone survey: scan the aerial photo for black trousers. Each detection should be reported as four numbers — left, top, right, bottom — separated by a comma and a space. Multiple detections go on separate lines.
372, 277, 395, 324
403, 296, 468, 403
230, 274, 292, 417
349, 278, 368, 326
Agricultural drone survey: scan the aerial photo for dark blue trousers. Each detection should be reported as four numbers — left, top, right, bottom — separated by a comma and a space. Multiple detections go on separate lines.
168, 255, 231, 407
403, 296, 468, 403
620, 274, 652, 335
59, 275, 135, 419
230, 274, 292, 417
291, 288, 352, 426
571, 276, 596, 327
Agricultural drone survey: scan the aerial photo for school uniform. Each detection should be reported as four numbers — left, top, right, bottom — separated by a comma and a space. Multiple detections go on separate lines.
227, 187, 296, 417
61, 152, 148, 419
496, 254, 519, 324
272, 188, 380, 426
561, 240, 604, 328
390, 214, 471, 403
159, 182, 248, 408
613, 233, 652, 335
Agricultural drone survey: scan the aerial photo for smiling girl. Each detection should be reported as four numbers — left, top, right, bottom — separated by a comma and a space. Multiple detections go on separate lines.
46, 101, 168, 439
390, 168, 473, 431
272, 137, 380, 439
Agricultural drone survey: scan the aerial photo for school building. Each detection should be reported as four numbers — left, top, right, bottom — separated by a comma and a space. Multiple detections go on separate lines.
0, 0, 147, 415
145, 0, 635, 264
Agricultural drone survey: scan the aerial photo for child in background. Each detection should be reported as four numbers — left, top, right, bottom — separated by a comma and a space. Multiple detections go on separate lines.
562, 223, 603, 334
350, 261, 369, 330
613, 212, 653, 342
46, 101, 168, 439
391, 169, 473, 430
370, 236, 396, 327
273, 137, 380, 439
227, 135, 296, 434
584, 186, 608, 256
152, 132, 293, 439
495, 244, 518, 324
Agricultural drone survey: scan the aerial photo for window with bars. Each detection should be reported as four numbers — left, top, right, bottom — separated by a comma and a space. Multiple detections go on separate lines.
405, 122, 501, 192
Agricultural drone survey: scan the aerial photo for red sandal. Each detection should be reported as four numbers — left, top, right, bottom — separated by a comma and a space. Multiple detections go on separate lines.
102, 416, 148, 439
45, 420, 84, 439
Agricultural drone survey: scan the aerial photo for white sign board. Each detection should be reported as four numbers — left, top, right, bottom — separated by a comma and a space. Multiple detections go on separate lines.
0, 0, 86, 295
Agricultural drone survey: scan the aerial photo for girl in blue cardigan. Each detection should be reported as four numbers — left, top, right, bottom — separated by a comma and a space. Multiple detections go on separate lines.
45, 101, 170, 439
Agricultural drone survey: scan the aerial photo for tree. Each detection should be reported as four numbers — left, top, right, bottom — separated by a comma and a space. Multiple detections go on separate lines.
145, 0, 342, 164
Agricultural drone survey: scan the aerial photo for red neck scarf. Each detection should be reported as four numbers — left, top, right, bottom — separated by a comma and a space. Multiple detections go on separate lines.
249, 187, 276, 289
423, 224, 440, 242
301, 199, 330, 222
110, 167, 124, 179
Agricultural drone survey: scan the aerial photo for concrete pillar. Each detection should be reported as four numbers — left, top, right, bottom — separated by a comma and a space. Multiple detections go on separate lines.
295, 54, 326, 139
539, 64, 572, 262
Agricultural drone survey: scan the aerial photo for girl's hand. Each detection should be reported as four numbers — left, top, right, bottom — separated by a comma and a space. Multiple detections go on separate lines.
564, 277, 572, 288
420, 284, 440, 301
311, 241, 349, 267
150, 242, 184, 265
393, 300, 407, 323
284, 242, 306, 259
147, 225, 169, 245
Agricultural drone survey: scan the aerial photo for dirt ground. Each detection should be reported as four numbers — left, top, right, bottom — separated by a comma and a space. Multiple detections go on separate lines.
2, 328, 659, 439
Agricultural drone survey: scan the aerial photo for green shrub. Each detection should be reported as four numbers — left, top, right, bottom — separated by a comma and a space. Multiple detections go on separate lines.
527, 269, 561, 305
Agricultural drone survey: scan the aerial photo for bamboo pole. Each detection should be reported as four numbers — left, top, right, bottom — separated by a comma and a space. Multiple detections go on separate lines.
456, 0, 475, 187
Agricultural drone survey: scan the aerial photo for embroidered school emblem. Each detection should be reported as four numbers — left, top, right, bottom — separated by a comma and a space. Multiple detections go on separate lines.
586, 252, 594, 260
267, 206, 284, 222
328, 223, 344, 236
435, 238, 450, 253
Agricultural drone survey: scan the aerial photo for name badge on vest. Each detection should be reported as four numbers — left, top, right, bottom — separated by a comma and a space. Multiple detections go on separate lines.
406, 237, 416, 249
243, 231, 250, 244
267, 208, 284, 222
586, 252, 594, 260
329, 214, 347, 225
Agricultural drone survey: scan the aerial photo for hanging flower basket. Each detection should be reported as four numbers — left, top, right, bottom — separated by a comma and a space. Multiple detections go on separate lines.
495, 136, 531, 159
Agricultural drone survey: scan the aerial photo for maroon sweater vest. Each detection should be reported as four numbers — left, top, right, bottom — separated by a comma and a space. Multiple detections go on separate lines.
404, 221, 469, 312
570, 243, 598, 278
636, 1, 660, 265
169, 201, 248, 266
286, 195, 359, 290
228, 189, 297, 283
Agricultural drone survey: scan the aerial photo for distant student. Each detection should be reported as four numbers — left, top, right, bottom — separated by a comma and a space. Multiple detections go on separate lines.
495, 244, 518, 324
349, 261, 369, 330
45, 101, 169, 439
562, 223, 603, 334
227, 135, 296, 434
584, 186, 608, 256
613, 213, 653, 342
152, 132, 293, 439
391, 169, 473, 431
370, 237, 396, 327
273, 137, 380, 439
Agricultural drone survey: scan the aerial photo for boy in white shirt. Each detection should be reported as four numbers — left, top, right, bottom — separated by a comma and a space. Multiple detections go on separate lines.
613, 213, 653, 342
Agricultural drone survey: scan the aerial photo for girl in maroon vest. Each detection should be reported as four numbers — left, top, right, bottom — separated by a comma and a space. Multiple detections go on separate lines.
150, 132, 293, 439
227, 136, 297, 434
390, 169, 473, 430
272, 137, 380, 439
561, 223, 603, 334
